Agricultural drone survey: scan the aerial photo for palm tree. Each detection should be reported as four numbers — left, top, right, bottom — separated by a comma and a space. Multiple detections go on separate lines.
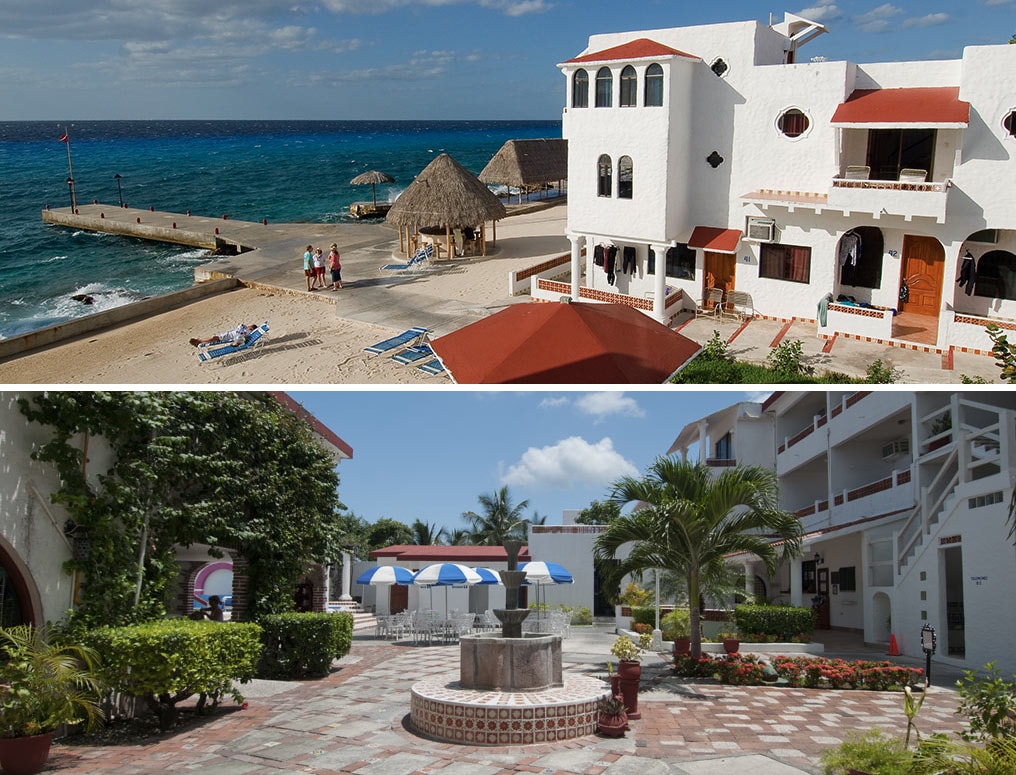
462, 486, 530, 546
411, 519, 445, 546
594, 457, 803, 658
445, 528, 472, 546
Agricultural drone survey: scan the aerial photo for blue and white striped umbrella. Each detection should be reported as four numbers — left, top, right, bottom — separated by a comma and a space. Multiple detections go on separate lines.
355, 565, 414, 586
519, 561, 574, 585
412, 563, 483, 587
473, 567, 502, 585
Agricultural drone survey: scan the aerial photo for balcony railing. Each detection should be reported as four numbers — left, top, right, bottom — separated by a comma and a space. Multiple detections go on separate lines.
827, 177, 951, 223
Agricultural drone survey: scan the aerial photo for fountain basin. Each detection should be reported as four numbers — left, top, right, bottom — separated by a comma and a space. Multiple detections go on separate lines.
460, 632, 562, 691
410, 673, 607, 745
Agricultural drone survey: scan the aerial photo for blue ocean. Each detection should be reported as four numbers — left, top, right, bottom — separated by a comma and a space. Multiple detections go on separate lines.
0, 120, 561, 340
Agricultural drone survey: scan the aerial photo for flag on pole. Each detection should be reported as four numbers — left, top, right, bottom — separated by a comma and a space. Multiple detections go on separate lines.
59, 132, 69, 142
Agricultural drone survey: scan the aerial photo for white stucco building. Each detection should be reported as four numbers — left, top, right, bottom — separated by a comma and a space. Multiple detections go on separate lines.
670, 390, 1016, 675
539, 13, 1016, 354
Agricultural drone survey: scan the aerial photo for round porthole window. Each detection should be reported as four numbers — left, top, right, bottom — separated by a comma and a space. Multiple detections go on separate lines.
778, 108, 810, 138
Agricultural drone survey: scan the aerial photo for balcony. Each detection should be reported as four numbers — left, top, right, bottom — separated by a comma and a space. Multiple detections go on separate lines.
827, 176, 951, 223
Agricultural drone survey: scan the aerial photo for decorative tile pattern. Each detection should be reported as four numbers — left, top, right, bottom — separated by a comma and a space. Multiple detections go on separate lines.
410, 674, 606, 745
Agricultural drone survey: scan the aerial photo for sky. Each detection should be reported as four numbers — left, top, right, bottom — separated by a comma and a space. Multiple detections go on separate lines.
1, 1, 1013, 121
289, 389, 766, 534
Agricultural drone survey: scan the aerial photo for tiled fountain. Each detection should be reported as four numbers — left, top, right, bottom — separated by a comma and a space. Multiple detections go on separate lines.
409, 541, 607, 745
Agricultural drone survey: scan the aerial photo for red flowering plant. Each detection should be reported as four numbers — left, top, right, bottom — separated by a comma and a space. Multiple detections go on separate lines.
713, 654, 766, 686
672, 654, 715, 678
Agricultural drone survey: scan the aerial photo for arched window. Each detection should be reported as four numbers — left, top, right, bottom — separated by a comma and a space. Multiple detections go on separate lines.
644, 63, 663, 106
618, 156, 633, 199
1004, 110, 1016, 138
778, 108, 810, 138
974, 250, 1016, 301
619, 66, 637, 107
572, 69, 589, 109
595, 67, 613, 108
597, 154, 612, 197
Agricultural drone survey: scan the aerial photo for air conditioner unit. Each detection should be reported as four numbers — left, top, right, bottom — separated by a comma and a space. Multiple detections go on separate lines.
881, 438, 910, 461
745, 217, 776, 242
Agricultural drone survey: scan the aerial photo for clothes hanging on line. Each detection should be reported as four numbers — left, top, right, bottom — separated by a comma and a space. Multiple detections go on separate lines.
838, 231, 861, 267
605, 245, 618, 285
593, 244, 605, 267
957, 253, 977, 296
622, 246, 636, 275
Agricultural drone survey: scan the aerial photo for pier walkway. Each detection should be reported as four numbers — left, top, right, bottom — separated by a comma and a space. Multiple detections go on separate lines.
42, 202, 565, 340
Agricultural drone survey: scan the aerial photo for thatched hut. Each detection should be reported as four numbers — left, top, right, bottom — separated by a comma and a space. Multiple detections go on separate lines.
386, 153, 507, 258
479, 138, 568, 203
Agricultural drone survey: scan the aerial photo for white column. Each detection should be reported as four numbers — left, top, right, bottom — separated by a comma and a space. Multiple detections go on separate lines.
790, 557, 803, 608
650, 243, 669, 322
568, 234, 583, 300
339, 551, 353, 602
697, 418, 709, 463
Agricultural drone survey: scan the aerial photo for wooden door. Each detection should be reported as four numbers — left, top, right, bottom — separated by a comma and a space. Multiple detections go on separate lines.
704, 251, 736, 297
816, 567, 831, 629
899, 235, 944, 317
389, 584, 408, 614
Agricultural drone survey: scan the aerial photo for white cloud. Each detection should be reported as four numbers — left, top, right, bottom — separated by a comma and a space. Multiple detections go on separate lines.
574, 392, 645, 420
853, 3, 904, 33
538, 396, 570, 409
902, 13, 950, 28
795, 0, 842, 23
501, 436, 638, 489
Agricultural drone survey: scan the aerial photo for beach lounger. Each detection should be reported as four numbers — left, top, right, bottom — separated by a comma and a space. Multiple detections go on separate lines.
197, 321, 269, 363
380, 243, 433, 273
418, 359, 445, 376
391, 344, 434, 365
363, 326, 429, 355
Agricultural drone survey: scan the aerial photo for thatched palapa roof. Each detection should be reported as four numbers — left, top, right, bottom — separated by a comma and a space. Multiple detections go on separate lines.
386, 153, 506, 228
478, 138, 568, 188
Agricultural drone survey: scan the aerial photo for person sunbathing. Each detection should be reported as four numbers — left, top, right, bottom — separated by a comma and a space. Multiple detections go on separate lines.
190, 322, 259, 347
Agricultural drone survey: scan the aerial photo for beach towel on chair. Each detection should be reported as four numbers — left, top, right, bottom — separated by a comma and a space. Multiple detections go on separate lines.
197, 321, 269, 363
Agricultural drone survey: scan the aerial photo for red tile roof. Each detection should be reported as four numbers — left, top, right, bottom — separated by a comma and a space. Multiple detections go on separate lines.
270, 392, 353, 460
830, 87, 970, 127
369, 545, 532, 563
688, 226, 742, 254
563, 38, 698, 65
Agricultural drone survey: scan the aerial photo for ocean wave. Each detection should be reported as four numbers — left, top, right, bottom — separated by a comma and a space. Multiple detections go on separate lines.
45, 254, 69, 263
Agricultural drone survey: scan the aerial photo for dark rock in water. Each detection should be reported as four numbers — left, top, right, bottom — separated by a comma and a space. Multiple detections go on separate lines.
71, 294, 95, 305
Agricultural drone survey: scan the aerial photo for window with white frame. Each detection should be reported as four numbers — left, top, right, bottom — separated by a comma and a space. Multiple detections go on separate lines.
644, 63, 663, 106
619, 65, 637, 107
597, 154, 612, 197
617, 156, 633, 199
595, 67, 612, 108
572, 69, 589, 108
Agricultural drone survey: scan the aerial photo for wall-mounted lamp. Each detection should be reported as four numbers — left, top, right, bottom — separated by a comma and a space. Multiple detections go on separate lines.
814, 552, 824, 565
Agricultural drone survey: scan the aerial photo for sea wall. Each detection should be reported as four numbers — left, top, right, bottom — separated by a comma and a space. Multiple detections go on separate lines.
0, 278, 241, 361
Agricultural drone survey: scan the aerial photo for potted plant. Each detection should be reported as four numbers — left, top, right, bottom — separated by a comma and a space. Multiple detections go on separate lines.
719, 631, 740, 654
661, 608, 692, 656
596, 694, 628, 737
606, 660, 620, 697
0, 625, 103, 775
609, 633, 651, 720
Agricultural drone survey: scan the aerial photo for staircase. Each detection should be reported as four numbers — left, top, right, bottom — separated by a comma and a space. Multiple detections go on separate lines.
897, 398, 1014, 575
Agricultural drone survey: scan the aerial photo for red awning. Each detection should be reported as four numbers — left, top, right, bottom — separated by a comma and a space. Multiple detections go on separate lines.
687, 226, 742, 254
831, 87, 970, 128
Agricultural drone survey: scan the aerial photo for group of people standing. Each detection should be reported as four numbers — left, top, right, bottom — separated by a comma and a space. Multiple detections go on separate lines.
304, 243, 343, 291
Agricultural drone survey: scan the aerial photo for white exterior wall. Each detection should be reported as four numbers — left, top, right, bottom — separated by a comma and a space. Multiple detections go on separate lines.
0, 394, 112, 625
561, 16, 1016, 349
527, 527, 600, 611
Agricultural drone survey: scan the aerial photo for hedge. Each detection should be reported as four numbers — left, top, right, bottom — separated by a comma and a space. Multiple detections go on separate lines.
732, 604, 815, 642
257, 612, 353, 680
85, 619, 262, 730
630, 606, 657, 628
673, 653, 922, 691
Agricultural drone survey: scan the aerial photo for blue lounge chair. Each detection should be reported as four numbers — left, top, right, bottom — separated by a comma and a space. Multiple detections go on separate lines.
363, 326, 429, 355
197, 322, 269, 363
391, 344, 434, 365
380, 243, 433, 273
418, 359, 445, 376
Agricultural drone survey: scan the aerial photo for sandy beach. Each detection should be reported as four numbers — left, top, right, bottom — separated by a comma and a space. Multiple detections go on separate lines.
0, 204, 572, 385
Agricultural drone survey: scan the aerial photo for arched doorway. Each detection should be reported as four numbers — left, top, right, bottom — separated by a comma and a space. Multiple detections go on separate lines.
838, 226, 885, 293
0, 539, 37, 627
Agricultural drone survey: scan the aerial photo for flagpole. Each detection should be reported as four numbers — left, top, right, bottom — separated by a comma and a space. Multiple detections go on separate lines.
62, 126, 77, 211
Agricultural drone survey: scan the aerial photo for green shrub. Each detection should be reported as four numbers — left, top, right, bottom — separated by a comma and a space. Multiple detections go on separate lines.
86, 619, 261, 730
732, 604, 814, 642
956, 661, 1016, 743
866, 358, 903, 383
630, 606, 657, 628
767, 339, 811, 376
661, 608, 691, 640
257, 612, 352, 680
820, 729, 914, 775
569, 606, 593, 625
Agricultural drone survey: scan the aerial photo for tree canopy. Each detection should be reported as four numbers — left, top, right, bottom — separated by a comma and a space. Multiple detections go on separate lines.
20, 392, 347, 627
575, 499, 622, 525
462, 486, 530, 545
594, 457, 802, 657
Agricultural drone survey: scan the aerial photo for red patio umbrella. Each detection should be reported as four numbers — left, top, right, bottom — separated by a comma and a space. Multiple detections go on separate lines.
430, 300, 701, 384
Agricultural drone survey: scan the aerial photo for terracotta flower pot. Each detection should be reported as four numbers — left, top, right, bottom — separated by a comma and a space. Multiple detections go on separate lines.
617, 660, 641, 720
0, 732, 55, 775
722, 638, 740, 654
672, 637, 691, 656
597, 712, 628, 737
